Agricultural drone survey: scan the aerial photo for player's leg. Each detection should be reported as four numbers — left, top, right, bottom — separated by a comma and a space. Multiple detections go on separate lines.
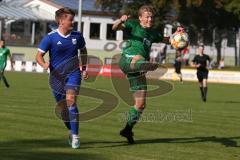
179, 63, 183, 83
201, 71, 208, 102
179, 73, 183, 83
197, 72, 205, 101
132, 55, 158, 72
2, 74, 10, 88
175, 62, 183, 83
66, 88, 80, 148
0, 70, 10, 88
120, 73, 147, 144
65, 70, 81, 149
119, 55, 158, 74
202, 79, 207, 101
54, 92, 71, 131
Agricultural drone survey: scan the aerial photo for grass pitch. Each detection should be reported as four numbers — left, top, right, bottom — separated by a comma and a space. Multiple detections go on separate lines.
0, 72, 240, 160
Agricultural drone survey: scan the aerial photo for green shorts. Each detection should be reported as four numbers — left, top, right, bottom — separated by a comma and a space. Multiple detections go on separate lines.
118, 55, 147, 92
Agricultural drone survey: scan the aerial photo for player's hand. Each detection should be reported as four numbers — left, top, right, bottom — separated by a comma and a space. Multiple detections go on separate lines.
43, 62, 49, 70
120, 15, 130, 22
82, 70, 88, 80
196, 64, 201, 68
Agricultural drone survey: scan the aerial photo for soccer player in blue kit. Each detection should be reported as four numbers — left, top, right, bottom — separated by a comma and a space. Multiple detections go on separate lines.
36, 7, 88, 149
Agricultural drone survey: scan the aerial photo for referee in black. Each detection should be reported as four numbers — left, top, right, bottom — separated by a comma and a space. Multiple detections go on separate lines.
191, 44, 211, 102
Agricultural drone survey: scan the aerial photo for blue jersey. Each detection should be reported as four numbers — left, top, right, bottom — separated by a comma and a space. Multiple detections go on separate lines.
38, 29, 86, 71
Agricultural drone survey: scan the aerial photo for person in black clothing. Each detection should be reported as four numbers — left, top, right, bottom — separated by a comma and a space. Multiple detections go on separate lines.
174, 50, 183, 83
191, 44, 211, 102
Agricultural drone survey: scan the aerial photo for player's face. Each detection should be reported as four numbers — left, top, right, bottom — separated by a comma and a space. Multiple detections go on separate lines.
198, 46, 204, 55
0, 40, 4, 48
59, 14, 74, 31
139, 11, 153, 28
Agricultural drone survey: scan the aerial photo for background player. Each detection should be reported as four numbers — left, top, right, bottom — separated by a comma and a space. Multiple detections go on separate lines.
36, 7, 88, 149
0, 39, 13, 88
174, 50, 183, 83
191, 44, 211, 102
113, 5, 180, 144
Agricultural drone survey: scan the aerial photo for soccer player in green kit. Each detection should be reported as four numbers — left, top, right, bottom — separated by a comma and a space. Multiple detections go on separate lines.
113, 5, 178, 144
0, 39, 13, 88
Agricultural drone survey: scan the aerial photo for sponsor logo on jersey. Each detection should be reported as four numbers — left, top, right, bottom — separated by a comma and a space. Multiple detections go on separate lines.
57, 41, 62, 45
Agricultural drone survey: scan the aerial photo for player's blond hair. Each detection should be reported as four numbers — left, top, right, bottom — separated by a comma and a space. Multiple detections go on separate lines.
55, 7, 75, 24
138, 5, 155, 16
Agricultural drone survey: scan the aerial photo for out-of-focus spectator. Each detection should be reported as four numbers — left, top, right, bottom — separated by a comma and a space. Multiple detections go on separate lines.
182, 45, 189, 66
150, 48, 159, 63
159, 43, 166, 64
218, 58, 225, 69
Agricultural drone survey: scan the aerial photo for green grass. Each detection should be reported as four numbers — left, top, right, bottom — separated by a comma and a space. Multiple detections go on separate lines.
0, 72, 240, 160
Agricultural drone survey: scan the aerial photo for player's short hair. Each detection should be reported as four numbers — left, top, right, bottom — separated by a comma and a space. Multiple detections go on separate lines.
0, 38, 5, 48
0, 36, 5, 41
198, 43, 204, 48
55, 7, 75, 24
138, 5, 155, 16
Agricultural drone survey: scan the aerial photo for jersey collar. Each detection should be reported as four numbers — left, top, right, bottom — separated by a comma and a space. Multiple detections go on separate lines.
57, 29, 71, 38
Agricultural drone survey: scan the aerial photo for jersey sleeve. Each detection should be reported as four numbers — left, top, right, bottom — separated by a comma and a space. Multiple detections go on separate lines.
38, 35, 51, 53
124, 19, 138, 30
78, 33, 86, 50
6, 48, 10, 56
207, 55, 211, 61
192, 56, 197, 63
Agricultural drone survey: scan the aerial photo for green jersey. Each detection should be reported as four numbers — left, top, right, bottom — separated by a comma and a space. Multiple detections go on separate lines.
122, 19, 163, 60
0, 47, 10, 71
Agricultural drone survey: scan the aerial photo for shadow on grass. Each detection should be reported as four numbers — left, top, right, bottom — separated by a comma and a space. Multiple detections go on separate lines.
210, 100, 240, 104
0, 139, 108, 160
1, 136, 239, 159
81, 136, 240, 148
136, 136, 240, 147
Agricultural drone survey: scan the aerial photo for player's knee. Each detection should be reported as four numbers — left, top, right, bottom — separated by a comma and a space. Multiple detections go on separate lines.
130, 55, 144, 70
66, 95, 76, 106
135, 101, 146, 110
135, 104, 145, 113
66, 89, 77, 106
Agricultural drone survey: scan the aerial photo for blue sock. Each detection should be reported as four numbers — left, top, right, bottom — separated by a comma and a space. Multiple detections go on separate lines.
61, 110, 71, 130
68, 104, 79, 135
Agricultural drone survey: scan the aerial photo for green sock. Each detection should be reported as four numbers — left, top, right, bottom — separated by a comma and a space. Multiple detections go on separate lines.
127, 106, 142, 128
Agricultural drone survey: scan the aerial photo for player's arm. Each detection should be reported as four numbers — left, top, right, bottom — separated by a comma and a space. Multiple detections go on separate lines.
112, 15, 129, 31
36, 51, 49, 70
190, 61, 198, 68
206, 56, 212, 69
7, 49, 13, 69
36, 35, 50, 70
80, 47, 88, 80
190, 56, 200, 68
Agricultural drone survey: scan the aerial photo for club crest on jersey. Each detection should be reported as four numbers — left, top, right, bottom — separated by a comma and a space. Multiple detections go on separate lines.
72, 39, 77, 45
143, 38, 151, 47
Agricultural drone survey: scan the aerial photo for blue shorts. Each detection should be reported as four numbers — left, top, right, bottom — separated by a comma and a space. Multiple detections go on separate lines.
50, 69, 81, 102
